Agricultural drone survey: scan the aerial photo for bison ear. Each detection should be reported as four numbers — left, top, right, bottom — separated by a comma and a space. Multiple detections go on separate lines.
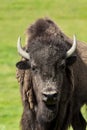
66, 55, 77, 66
16, 60, 30, 69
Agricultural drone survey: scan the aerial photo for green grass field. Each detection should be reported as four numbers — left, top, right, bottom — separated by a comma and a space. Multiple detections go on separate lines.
0, 0, 87, 130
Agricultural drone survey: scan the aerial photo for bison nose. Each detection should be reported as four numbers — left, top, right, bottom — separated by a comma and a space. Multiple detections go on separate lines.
42, 91, 58, 104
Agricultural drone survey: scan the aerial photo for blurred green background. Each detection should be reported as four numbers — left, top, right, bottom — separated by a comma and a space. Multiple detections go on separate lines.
0, 0, 87, 130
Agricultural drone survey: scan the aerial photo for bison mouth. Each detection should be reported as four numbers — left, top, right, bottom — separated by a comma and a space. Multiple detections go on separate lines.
46, 103, 56, 110
37, 102, 58, 123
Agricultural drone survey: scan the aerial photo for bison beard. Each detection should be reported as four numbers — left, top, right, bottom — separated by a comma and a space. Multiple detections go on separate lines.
16, 18, 87, 130
36, 102, 58, 123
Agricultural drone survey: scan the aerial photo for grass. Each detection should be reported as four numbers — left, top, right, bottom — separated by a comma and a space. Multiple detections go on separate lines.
0, 0, 87, 130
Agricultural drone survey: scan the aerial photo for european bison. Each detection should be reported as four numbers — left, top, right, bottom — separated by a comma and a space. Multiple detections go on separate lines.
16, 18, 87, 130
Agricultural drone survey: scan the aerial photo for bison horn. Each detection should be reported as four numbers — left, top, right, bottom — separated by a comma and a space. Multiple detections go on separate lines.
17, 37, 30, 60
66, 35, 77, 58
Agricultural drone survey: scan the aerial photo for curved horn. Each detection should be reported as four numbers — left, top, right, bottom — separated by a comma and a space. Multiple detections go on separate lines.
17, 37, 30, 60
66, 35, 77, 58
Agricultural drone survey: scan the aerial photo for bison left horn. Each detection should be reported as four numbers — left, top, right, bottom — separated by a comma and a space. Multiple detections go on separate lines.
17, 37, 30, 60
66, 35, 77, 58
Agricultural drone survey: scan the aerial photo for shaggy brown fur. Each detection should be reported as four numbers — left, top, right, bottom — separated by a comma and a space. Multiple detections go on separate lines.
16, 18, 87, 130
16, 58, 34, 110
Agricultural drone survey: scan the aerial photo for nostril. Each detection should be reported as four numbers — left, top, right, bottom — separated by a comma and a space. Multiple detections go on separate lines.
52, 93, 58, 98
42, 91, 58, 104
46, 94, 57, 99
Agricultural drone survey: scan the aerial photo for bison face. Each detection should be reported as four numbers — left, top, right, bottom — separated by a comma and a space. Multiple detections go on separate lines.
16, 35, 77, 123
30, 55, 64, 122
17, 35, 75, 122
29, 41, 76, 123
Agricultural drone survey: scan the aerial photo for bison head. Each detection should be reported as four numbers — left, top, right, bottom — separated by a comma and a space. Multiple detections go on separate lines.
16, 18, 77, 123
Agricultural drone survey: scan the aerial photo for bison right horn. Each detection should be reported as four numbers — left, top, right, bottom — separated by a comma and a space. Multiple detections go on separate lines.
17, 37, 30, 60
66, 35, 77, 58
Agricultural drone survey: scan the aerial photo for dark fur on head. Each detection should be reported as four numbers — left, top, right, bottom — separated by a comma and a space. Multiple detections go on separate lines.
26, 18, 65, 46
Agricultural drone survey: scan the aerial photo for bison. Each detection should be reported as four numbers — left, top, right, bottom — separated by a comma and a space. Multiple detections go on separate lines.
16, 18, 87, 130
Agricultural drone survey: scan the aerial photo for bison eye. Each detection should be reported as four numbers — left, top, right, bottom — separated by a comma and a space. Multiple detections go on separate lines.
31, 65, 38, 72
